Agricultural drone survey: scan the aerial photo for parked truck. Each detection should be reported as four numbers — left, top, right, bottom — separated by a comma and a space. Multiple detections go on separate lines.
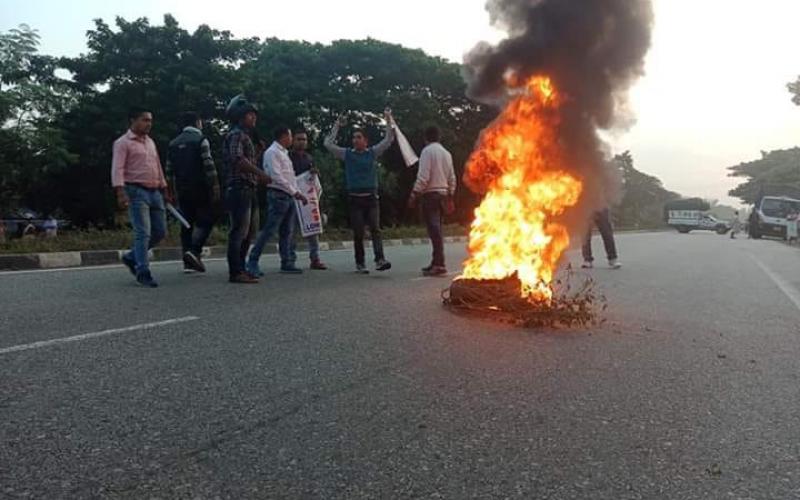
664, 199, 730, 234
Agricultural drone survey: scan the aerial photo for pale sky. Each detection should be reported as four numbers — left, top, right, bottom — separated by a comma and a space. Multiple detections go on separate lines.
3, 0, 800, 207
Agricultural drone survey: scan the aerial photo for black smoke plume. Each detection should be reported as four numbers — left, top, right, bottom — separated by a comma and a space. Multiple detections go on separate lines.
463, 0, 655, 232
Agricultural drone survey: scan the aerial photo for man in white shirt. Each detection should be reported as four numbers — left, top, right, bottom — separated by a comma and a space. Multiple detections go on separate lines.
247, 126, 308, 277
408, 126, 456, 277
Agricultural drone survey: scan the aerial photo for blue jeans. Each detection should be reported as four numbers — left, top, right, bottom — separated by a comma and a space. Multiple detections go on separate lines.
124, 185, 166, 274
291, 231, 320, 262
248, 190, 297, 269
226, 184, 258, 277
421, 193, 445, 267
307, 234, 320, 262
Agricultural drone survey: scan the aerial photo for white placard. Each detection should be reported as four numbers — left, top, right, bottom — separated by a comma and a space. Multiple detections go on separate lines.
294, 171, 324, 237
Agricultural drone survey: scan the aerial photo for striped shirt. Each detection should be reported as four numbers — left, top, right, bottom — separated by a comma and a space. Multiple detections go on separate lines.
111, 130, 167, 189
222, 126, 258, 187
165, 127, 218, 192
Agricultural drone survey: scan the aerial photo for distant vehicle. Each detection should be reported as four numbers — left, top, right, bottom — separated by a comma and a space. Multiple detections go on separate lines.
667, 210, 730, 234
748, 195, 800, 240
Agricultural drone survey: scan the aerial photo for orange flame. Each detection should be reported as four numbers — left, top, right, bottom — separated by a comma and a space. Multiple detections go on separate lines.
460, 76, 583, 302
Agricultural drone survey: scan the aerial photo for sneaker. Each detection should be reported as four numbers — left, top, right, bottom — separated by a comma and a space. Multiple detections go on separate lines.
280, 266, 303, 275
423, 265, 448, 277
581, 261, 594, 269
122, 252, 137, 276
230, 272, 259, 284
183, 251, 206, 273
355, 264, 370, 275
609, 259, 622, 269
245, 262, 265, 278
421, 264, 434, 273
310, 260, 328, 270
136, 271, 159, 288
375, 259, 392, 272
183, 264, 196, 274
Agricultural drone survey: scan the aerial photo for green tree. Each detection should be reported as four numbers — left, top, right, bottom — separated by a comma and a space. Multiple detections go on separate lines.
7, 16, 699, 235
239, 38, 493, 226
787, 76, 800, 106
55, 15, 259, 225
727, 148, 800, 204
49, 17, 494, 227
614, 151, 681, 228
0, 25, 76, 216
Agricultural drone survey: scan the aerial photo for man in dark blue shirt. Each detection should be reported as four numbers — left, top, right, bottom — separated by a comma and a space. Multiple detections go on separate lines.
289, 129, 328, 270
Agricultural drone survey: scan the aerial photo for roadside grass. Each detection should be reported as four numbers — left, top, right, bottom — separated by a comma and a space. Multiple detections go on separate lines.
0, 224, 468, 255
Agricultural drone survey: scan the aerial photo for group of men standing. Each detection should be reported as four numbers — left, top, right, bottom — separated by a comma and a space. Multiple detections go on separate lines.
110, 96, 458, 287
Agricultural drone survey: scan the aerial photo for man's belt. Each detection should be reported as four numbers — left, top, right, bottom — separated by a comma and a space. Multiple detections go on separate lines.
125, 182, 159, 192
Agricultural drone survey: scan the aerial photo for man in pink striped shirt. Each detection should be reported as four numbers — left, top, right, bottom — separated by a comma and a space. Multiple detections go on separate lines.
111, 107, 172, 288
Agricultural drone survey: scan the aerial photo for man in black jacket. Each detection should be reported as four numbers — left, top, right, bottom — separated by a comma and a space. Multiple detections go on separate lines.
166, 112, 220, 273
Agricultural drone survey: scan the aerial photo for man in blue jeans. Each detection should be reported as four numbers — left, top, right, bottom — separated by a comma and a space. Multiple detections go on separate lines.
111, 107, 172, 288
289, 129, 328, 270
408, 125, 456, 277
223, 96, 271, 284
246, 126, 308, 277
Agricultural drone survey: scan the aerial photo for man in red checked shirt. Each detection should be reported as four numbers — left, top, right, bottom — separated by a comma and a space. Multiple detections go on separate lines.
111, 107, 173, 288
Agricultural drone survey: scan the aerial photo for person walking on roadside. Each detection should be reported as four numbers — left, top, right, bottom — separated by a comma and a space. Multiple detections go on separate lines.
408, 125, 456, 277
112, 107, 172, 288
324, 110, 395, 274
43, 215, 58, 238
166, 112, 220, 274
223, 96, 271, 284
730, 211, 742, 239
246, 126, 308, 277
290, 129, 328, 270
581, 208, 622, 269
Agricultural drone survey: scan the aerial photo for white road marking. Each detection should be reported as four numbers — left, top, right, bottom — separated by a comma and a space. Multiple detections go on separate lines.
751, 255, 800, 312
0, 316, 200, 355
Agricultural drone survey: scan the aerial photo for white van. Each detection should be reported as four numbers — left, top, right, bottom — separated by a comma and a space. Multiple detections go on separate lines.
748, 196, 800, 239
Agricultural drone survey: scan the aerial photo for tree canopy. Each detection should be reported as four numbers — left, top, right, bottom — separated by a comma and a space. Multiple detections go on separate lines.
0, 25, 77, 216
2, 16, 681, 231
727, 148, 800, 204
614, 151, 681, 228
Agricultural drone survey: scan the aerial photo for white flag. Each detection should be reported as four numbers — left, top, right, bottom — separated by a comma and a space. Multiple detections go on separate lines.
393, 122, 419, 168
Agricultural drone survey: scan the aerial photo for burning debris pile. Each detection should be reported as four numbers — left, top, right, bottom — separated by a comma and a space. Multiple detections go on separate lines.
446, 0, 653, 327
443, 270, 605, 329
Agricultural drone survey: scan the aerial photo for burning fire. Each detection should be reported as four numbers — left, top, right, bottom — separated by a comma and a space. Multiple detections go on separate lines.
460, 76, 583, 302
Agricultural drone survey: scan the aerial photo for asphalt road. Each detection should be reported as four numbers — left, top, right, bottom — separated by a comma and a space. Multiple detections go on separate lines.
1, 232, 800, 499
